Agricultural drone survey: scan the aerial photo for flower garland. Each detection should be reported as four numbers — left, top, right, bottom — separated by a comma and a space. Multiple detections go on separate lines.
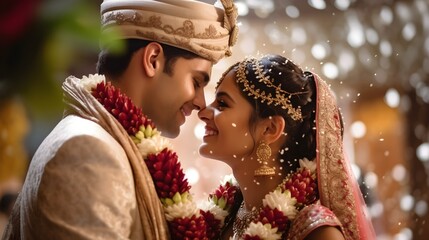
82, 74, 239, 239
80, 74, 318, 239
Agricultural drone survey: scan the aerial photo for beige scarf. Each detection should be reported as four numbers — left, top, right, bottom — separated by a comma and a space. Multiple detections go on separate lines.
62, 76, 170, 239
2, 76, 169, 240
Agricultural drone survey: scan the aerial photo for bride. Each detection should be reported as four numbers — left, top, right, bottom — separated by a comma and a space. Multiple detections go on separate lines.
198, 54, 376, 239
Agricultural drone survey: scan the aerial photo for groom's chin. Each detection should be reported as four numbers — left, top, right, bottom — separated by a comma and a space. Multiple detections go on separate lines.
159, 127, 180, 138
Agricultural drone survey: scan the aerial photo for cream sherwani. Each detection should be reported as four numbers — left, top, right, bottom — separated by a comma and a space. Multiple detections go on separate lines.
6, 115, 144, 239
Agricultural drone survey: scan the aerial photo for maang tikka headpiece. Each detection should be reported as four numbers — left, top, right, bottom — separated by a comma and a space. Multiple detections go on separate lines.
235, 58, 304, 122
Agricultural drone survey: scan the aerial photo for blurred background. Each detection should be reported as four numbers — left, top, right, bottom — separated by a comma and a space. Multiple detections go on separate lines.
0, 0, 428, 239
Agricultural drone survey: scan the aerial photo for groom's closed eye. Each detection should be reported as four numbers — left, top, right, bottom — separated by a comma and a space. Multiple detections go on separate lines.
192, 71, 210, 88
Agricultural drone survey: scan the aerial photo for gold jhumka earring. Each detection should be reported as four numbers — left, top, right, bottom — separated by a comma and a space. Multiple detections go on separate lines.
254, 141, 275, 176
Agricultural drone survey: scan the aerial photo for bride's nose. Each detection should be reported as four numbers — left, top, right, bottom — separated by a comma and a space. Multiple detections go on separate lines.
198, 106, 214, 122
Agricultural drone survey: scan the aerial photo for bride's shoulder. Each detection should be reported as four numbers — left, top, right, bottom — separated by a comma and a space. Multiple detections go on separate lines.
288, 203, 344, 240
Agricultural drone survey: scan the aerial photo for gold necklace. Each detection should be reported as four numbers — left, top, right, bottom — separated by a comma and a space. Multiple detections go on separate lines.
232, 202, 260, 238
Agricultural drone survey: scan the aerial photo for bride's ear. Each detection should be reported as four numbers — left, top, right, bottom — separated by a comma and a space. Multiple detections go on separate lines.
260, 116, 285, 144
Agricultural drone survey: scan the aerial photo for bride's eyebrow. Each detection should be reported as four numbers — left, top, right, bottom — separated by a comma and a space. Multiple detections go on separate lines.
215, 91, 235, 103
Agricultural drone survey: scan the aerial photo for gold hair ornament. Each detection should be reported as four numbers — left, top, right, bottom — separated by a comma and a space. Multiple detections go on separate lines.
254, 141, 275, 176
236, 58, 304, 122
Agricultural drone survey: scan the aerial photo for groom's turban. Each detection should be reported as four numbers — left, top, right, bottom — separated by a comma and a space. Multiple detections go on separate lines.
101, 0, 238, 63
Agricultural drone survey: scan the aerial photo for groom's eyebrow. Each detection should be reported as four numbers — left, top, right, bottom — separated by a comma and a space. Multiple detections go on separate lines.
216, 91, 235, 103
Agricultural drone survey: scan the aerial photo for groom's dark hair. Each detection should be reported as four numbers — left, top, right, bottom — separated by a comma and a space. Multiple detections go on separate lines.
97, 39, 199, 79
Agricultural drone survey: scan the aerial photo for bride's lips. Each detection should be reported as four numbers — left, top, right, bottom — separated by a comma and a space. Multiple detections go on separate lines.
203, 125, 218, 137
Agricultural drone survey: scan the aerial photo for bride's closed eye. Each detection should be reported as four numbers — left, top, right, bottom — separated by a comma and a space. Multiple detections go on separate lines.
214, 91, 234, 111
215, 99, 228, 110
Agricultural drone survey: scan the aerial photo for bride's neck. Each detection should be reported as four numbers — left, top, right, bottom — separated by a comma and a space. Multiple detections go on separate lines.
232, 168, 285, 210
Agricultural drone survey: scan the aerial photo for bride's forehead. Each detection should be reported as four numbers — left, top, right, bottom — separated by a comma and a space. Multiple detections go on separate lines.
215, 63, 239, 89
216, 73, 238, 92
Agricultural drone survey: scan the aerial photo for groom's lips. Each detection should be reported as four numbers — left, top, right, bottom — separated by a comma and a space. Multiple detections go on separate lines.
180, 107, 192, 117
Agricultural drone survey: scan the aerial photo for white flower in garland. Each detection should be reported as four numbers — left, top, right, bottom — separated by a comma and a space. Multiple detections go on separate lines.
299, 157, 317, 173
200, 201, 229, 224
244, 222, 282, 240
221, 174, 237, 185
164, 199, 200, 221
137, 134, 172, 159
80, 74, 105, 91
263, 189, 298, 220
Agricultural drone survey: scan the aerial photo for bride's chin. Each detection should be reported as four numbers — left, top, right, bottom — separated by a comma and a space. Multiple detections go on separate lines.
198, 145, 218, 159
198, 144, 209, 155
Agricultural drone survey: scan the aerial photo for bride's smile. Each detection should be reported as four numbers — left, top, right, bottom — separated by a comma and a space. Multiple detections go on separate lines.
198, 71, 255, 163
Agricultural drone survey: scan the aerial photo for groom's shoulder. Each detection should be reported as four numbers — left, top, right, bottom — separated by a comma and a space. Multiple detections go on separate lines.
25, 115, 129, 188
33, 115, 125, 164
53, 115, 114, 142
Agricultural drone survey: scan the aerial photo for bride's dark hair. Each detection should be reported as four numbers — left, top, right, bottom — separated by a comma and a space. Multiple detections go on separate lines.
235, 54, 317, 173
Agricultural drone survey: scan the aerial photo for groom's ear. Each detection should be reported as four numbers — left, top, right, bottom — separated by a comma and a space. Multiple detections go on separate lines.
141, 42, 164, 78
260, 116, 285, 144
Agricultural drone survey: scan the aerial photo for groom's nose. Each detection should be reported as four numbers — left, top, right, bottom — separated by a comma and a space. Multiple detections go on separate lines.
192, 87, 206, 110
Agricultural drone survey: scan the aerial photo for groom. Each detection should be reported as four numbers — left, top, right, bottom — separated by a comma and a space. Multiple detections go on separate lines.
2, 0, 238, 239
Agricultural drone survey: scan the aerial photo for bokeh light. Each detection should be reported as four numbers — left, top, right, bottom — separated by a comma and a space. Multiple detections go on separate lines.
285, 5, 300, 18
385, 88, 401, 108
184, 168, 200, 185
351, 121, 367, 139
417, 143, 429, 162
322, 62, 339, 79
